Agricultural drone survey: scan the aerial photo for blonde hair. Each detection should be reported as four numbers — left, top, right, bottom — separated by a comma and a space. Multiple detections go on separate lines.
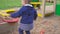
22, 0, 30, 5
24, 0, 30, 4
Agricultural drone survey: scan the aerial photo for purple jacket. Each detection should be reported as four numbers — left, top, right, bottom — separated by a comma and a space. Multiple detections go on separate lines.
11, 4, 37, 24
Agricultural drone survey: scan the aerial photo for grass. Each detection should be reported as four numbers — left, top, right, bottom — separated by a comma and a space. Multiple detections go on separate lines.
0, 0, 60, 10
56, 0, 60, 4
0, 0, 22, 9
46, 2, 53, 6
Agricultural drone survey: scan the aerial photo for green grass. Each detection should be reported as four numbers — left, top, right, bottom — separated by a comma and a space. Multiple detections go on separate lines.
46, 2, 53, 6
0, 0, 22, 9
56, 0, 60, 4
0, 0, 60, 10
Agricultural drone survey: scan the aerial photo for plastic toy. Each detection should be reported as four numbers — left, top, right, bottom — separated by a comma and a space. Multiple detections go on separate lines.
0, 11, 10, 17
3, 18, 19, 23
30, 0, 42, 8
5, 9, 15, 13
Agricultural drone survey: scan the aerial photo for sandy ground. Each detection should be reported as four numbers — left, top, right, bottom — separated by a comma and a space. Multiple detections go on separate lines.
10, 15, 60, 34
0, 5, 60, 34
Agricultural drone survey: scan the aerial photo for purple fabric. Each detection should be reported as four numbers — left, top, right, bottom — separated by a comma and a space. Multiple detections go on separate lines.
19, 23, 33, 31
11, 4, 37, 24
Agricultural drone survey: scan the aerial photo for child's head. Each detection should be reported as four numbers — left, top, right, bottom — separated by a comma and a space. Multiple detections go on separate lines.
22, 0, 30, 5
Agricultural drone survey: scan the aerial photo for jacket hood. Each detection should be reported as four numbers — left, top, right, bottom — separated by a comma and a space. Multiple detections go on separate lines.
24, 4, 33, 7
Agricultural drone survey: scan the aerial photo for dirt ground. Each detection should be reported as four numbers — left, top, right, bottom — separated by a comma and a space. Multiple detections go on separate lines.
10, 15, 60, 34
0, 12, 60, 34
0, 6, 60, 34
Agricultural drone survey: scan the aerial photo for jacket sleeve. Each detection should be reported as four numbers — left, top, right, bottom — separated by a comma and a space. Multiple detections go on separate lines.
10, 6, 26, 18
34, 10, 37, 20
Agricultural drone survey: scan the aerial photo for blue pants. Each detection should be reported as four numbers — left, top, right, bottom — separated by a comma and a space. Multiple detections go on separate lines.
19, 28, 30, 34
